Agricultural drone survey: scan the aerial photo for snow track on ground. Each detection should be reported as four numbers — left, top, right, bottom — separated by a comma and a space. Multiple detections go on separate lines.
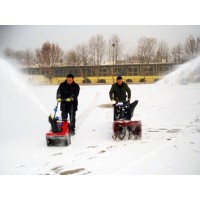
1, 83, 200, 174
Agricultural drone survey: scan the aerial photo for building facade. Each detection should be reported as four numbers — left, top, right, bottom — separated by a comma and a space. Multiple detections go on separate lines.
21, 63, 178, 78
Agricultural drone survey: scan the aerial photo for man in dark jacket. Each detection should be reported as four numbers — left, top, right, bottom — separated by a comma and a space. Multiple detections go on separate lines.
109, 76, 132, 121
109, 76, 131, 102
56, 74, 80, 135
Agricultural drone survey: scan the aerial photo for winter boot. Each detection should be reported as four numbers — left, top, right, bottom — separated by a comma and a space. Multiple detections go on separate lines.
69, 124, 75, 136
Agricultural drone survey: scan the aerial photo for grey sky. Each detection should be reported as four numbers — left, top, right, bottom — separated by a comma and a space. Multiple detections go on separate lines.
0, 25, 200, 55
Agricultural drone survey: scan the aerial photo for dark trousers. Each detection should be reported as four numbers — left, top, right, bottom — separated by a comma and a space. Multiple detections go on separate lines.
61, 103, 76, 130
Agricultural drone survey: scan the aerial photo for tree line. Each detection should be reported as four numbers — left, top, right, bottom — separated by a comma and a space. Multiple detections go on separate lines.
3, 34, 200, 68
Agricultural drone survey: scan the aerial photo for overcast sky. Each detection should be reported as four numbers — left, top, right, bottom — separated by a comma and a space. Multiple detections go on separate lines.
1, 25, 200, 55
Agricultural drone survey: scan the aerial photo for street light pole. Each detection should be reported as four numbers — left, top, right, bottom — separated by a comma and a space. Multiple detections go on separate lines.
112, 43, 115, 83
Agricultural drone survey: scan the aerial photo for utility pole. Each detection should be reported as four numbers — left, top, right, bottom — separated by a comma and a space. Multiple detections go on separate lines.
112, 43, 115, 83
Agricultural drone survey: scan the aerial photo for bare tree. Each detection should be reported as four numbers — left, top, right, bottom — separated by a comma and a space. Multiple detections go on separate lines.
24, 49, 35, 66
35, 48, 43, 67
88, 36, 97, 66
36, 41, 51, 67
88, 34, 106, 81
66, 50, 78, 66
51, 43, 64, 67
184, 35, 200, 60
171, 43, 184, 63
3, 48, 30, 65
3, 45, 74, 68
137, 36, 157, 64
156, 41, 170, 63
137, 36, 147, 64
3, 47, 15, 59
35, 41, 64, 67
76, 43, 89, 65
137, 36, 157, 80
35, 41, 64, 83
146, 37, 157, 64
97, 34, 106, 65
88, 34, 106, 65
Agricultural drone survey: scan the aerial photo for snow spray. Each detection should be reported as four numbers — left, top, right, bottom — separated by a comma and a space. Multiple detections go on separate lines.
0, 58, 49, 116
156, 56, 200, 86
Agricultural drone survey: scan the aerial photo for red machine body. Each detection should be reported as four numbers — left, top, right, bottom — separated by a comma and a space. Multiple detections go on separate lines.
46, 121, 71, 146
113, 120, 142, 140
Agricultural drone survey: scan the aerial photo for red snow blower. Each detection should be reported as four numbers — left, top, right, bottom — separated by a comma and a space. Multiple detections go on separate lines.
46, 101, 72, 146
112, 100, 142, 140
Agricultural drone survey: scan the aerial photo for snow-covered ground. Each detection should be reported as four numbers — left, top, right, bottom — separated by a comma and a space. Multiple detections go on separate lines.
0, 58, 200, 175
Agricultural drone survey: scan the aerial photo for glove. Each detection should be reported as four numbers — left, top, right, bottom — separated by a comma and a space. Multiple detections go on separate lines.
66, 98, 71, 102
127, 99, 130, 104
111, 99, 116, 104
57, 98, 61, 102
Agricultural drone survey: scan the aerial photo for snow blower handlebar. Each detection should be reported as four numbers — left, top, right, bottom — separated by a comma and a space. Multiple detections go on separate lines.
53, 99, 64, 118
114, 100, 130, 107
54, 99, 72, 118
53, 102, 59, 118
57, 98, 73, 103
